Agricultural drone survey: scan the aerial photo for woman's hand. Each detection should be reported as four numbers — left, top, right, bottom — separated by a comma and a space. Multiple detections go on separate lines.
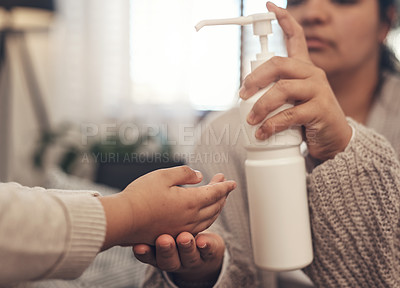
133, 231, 225, 287
100, 167, 236, 250
239, 2, 352, 161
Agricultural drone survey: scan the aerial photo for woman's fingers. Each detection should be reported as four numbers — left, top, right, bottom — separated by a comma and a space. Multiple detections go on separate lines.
255, 102, 315, 140
266, 1, 310, 61
133, 244, 157, 266
154, 234, 181, 272
247, 78, 316, 125
240, 56, 314, 100
195, 233, 225, 263
239, 3, 313, 100
176, 232, 202, 268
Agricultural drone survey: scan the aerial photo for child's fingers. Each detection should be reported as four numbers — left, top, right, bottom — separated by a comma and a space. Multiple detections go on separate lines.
157, 165, 203, 186
208, 173, 225, 184
190, 198, 227, 234
190, 180, 236, 208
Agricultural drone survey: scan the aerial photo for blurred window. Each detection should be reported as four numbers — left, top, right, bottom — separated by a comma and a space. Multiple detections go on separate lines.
130, 0, 400, 111
130, 0, 242, 110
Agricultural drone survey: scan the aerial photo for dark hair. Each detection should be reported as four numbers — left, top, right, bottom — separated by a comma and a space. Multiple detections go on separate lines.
379, 0, 400, 72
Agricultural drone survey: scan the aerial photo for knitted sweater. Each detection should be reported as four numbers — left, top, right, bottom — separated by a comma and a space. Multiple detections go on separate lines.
143, 72, 400, 287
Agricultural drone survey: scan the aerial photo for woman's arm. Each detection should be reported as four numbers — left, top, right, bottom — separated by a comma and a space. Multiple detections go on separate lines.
304, 119, 400, 287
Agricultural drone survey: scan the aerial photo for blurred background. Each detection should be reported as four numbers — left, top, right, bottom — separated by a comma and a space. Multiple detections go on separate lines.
1, 0, 399, 189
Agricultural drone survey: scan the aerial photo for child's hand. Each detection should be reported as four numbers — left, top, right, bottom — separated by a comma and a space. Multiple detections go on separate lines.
239, 2, 352, 161
100, 166, 236, 250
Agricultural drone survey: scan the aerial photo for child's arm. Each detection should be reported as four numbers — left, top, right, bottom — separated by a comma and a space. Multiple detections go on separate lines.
99, 165, 236, 250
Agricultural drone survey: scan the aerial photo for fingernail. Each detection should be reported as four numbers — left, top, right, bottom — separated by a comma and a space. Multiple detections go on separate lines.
256, 128, 266, 140
267, 1, 277, 9
247, 111, 255, 124
231, 181, 237, 189
181, 239, 192, 248
239, 86, 246, 99
135, 247, 147, 255
198, 243, 207, 249
160, 242, 172, 249
194, 170, 202, 178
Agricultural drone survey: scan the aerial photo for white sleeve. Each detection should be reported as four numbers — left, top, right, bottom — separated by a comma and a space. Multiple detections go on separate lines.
0, 182, 106, 286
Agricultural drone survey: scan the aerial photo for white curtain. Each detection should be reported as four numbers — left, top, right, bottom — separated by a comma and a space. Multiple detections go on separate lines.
130, 0, 241, 111
51, 0, 131, 123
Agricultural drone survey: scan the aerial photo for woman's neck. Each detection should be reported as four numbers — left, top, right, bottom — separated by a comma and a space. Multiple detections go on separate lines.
328, 61, 379, 124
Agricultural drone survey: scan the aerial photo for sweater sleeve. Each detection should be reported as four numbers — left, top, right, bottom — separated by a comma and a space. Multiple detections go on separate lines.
303, 119, 400, 287
0, 182, 106, 286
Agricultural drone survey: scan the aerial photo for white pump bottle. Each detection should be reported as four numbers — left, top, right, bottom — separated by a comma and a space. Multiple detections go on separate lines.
196, 13, 313, 271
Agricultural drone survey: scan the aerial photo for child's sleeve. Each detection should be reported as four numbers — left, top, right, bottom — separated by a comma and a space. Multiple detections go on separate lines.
0, 182, 106, 285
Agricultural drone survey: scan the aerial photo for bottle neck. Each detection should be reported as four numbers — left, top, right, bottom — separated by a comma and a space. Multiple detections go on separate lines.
251, 53, 274, 71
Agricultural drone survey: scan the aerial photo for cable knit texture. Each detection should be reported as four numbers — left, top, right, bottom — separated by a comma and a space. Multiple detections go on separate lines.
143, 72, 400, 287
304, 118, 400, 287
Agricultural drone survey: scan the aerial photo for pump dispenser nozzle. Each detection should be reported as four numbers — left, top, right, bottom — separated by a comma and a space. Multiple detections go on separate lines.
195, 13, 275, 34
195, 13, 276, 70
